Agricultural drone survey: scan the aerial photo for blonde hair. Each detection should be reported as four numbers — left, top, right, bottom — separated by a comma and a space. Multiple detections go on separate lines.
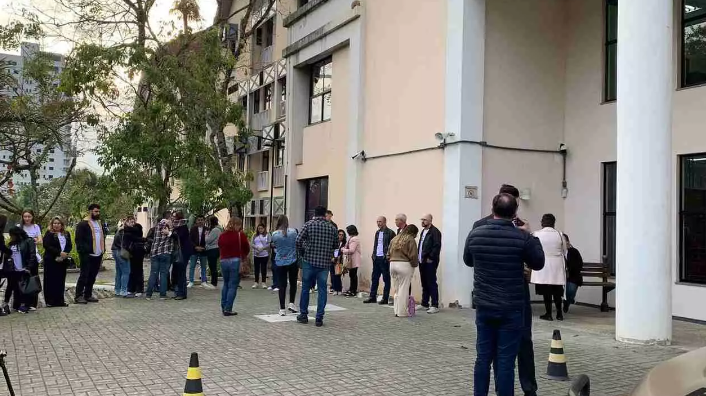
226, 217, 243, 232
389, 224, 418, 254
50, 216, 66, 233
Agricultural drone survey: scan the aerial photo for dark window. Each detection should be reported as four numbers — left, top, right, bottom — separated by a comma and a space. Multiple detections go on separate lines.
264, 83, 273, 110
48, 166, 53, 170
49, 158, 54, 162
680, 154, 706, 284
227, 83, 238, 95
262, 150, 269, 171
279, 77, 286, 102
299, 0, 309, 7
602, 162, 616, 275
256, 26, 263, 46
259, 199, 266, 215
253, 90, 260, 114
682, 1, 706, 87
304, 177, 328, 221
265, 18, 274, 47
309, 57, 332, 124
604, 0, 618, 102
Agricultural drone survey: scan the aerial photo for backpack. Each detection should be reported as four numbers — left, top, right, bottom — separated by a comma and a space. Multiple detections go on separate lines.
408, 295, 416, 317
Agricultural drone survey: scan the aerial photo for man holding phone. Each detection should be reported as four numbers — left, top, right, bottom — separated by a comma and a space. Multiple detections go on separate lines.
471, 184, 537, 396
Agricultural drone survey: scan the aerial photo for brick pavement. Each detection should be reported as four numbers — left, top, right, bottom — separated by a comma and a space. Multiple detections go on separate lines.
0, 281, 698, 396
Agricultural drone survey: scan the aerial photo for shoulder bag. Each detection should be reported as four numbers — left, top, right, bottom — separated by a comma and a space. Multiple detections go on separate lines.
119, 231, 132, 260
21, 274, 42, 295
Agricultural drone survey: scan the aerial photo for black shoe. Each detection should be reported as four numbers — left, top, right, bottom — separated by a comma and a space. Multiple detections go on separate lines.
223, 311, 238, 316
563, 300, 569, 313
363, 298, 376, 304
315, 320, 323, 327
86, 297, 99, 303
2, 306, 11, 315
174, 296, 186, 301
297, 315, 308, 324
75, 296, 88, 304
378, 299, 389, 305
556, 314, 564, 321
539, 314, 553, 321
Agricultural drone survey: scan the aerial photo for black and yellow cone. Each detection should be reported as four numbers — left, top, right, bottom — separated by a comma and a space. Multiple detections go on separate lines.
183, 352, 204, 396
546, 329, 569, 381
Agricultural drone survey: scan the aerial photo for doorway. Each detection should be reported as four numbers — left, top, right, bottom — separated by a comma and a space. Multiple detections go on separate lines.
304, 177, 329, 222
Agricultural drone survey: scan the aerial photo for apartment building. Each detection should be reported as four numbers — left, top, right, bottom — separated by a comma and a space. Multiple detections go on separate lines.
276, 0, 706, 343
0, 42, 74, 191
222, 0, 294, 232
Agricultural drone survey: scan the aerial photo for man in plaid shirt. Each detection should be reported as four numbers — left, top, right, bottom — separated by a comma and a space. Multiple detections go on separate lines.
296, 205, 338, 327
146, 220, 176, 299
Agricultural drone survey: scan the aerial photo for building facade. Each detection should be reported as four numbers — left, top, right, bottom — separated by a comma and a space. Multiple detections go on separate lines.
272, 0, 706, 343
0, 42, 74, 191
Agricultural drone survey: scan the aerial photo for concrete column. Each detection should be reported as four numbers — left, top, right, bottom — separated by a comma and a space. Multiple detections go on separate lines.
283, 61, 310, 229
440, 0, 485, 308
615, 0, 673, 344
344, 10, 365, 227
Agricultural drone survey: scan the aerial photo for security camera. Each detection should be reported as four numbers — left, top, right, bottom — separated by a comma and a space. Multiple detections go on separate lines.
352, 150, 366, 160
434, 132, 445, 141
558, 143, 567, 153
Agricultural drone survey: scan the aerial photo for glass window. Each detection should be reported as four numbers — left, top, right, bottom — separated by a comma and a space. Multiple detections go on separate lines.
603, 162, 616, 274
264, 84, 273, 110
275, 142, 284, 166
265, 18, 274, 47
680, 154, 706, 284
253, 90, 260, 114
279, 77, 286, 102
604, 0, 618, 102
309, 57, 332, 124
682, 1, 706, 87
262, 150, 269, 171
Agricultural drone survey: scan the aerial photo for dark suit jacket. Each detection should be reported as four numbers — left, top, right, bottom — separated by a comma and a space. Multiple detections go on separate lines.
371, 227, 396, 260
75, 220, 106, 255
419, 225, 442, 263
43, 231, 73, 261
190, 226, 209, 251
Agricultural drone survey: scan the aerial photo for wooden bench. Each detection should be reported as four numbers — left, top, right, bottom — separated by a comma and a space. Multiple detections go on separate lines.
580, 255, 615, 312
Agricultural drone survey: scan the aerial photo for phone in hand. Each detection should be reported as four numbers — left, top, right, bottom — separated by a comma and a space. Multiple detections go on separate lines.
512, 217, 525, 227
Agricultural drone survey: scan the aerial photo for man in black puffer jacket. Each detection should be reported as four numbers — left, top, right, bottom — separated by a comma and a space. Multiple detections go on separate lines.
464, 193, 544, 396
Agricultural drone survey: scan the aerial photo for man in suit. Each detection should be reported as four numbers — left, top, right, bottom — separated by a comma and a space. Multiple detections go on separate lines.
74, 203, 106, 304
472, 184, 537, 396
363, 216, 396, 305
188, 215, 213, 289
418, 213, 442, 314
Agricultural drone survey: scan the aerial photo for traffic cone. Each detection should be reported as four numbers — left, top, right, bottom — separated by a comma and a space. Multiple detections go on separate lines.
183, 352, 204, 396
546, 329, 570, 381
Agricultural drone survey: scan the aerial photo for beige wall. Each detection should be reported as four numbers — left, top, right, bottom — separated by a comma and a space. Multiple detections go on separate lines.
482, 0, 568, 232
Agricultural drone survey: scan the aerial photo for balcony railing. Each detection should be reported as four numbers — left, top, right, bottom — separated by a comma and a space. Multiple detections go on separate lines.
273, 165, 284, 188
257, 171, 269, 191
251, 108, 272, 132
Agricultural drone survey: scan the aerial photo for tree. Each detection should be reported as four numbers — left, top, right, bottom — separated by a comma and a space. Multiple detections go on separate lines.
0, 22, 95, 222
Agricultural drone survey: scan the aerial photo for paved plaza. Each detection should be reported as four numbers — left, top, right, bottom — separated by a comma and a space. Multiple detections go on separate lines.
0, 268, 703, 396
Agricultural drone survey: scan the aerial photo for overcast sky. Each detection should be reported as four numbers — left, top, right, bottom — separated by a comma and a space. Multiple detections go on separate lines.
0, 0, 219, 173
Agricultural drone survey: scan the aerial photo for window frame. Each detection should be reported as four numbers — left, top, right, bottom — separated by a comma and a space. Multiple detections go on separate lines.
679, 153, 706, 284
681, 0, 706, 88
603, 0, 618, 103
264, 83, 273, 111
602, 161, 617, 275
308, 57, 332, 125
262, 150, 270, 171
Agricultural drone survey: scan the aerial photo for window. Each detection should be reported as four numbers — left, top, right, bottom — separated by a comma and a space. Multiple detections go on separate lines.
275, 141, 284, 167
253, 90, 261, 114
265, 18, 274, 47
602, 162, 616, 274
262, 150, 270, 171
49, 158, 54, 162
299, 0, 309, 7
604, 0, 618, 102
48, 166, 53, 170
680, 154, 706, 284
49, 149, 55, 153
279, 77, 286, 102
682, 1, 706, 87
256, 27, 263, 46
48, 175, 53, 179
264, 84, 273, 110
309, 57, 332, 124
228, 83, 238, 95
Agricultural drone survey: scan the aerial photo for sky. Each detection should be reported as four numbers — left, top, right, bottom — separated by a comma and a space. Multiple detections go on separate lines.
0, 0, 219, 173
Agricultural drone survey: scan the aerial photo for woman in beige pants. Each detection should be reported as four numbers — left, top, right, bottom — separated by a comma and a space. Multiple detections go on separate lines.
388, 225, 419, 317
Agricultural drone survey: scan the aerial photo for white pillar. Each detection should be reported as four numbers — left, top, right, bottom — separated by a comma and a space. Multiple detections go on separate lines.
615, 0, 673, 344
440, 0, 485, 308
345, 16, 365, 227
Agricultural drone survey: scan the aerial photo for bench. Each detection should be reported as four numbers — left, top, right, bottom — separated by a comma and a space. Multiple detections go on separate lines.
580, 255, 615, 312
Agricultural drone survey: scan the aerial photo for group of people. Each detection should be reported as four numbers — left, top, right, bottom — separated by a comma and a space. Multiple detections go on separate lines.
465, 184, 584, 396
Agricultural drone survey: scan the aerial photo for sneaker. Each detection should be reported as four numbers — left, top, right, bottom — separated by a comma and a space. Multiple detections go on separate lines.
174, 296, 186, 301
539, 314, 553, 321
28, 307, 37, 311
261, 283, 268, 289
134, 293, 143, 298
86, 297, 99, 303
123, 294, 135, 299
363, 298, 376, 304
187, 282, 194, 289
75, 296, 88, 305
296, 315, 308, 324
315, 320, 323, 327
378, 299, 389, 305
279, 309, 286, 316
252, 283, 259, 289
427, 307, 440, 314
288, 303, 298, 313
223, 311, 238, 316
17, 307, 28, 314
202, 283, 215, 290
267, 285, 273, 290
329, 289, 335, 294
159, 296, 168, 301
273, 287, 280, 292
145, 296, 152, 301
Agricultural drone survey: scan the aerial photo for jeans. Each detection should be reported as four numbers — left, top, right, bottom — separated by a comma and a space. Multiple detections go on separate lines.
474, 308, 524, 396
566, 281, 579, 305
75, 254, 103, 300
369, 257, 391, 300
112, 250, 131, 296
189, 254, 207, 283
276, 263, 299, 309
419, 260, 439, 307
146, 254, 171, 297
220, 258, 241, 312
299, 261, 329, 321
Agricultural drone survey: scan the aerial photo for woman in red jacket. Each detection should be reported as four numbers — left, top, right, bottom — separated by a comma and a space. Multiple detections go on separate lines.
218, 217, 250, 316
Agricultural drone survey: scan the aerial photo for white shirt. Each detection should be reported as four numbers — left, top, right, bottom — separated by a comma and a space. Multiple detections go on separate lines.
90, 220, 103, 256
58, 233, 67, 252
198, 227, 204, 239
375, 231, 384, 257
10, 245, 22, 270
22, 224, 42, 263
418, 229, 429, 262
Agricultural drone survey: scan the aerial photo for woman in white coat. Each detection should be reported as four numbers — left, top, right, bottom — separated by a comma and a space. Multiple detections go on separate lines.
531, 213, 567, 321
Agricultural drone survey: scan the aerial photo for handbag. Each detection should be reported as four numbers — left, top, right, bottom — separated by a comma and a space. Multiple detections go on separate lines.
334, 262, 343, 275
120, 246, 131, 260
237, 231, 249, 275
20, 274, 42, 295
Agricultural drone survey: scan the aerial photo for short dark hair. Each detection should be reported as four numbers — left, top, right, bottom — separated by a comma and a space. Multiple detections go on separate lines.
498, 184, 520, 198
541, 214, 556, 228
88, 203, 101, 211
346, 225, 359, 236
195, 215, 205, 220
174, 211, 185, 220
315, 206, 327, 217
326, 210, 333, 216
492, 193, 518, 219
208, 216, 219, 228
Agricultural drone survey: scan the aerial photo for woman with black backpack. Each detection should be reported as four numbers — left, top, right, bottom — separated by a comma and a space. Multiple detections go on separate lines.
3, 226, 38, 314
